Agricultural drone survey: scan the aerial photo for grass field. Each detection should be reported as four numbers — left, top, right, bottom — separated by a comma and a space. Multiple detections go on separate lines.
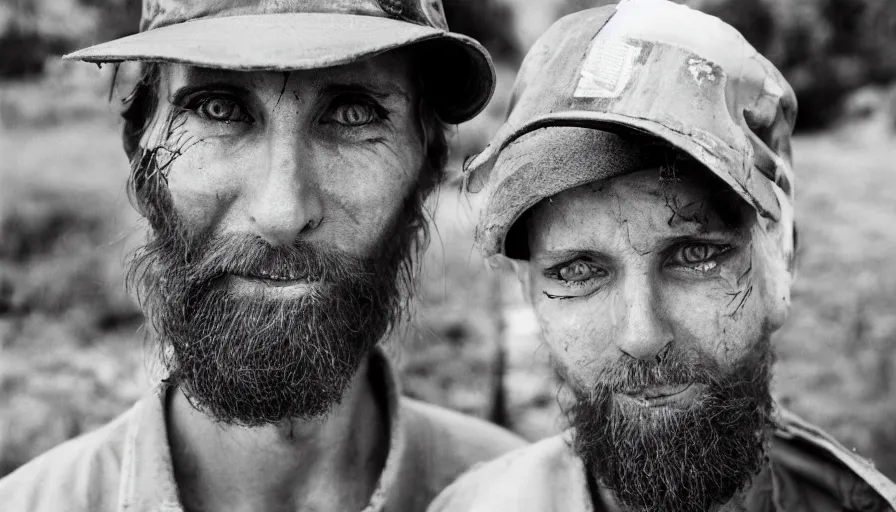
1, 61, 895, 480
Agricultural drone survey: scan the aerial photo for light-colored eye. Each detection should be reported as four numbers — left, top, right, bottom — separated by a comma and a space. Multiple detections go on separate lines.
198, 97, 248, 123
669, 243, 730, 273
331, 104, 377, 126
680, 244, 713, 264
559, 260, 595, 282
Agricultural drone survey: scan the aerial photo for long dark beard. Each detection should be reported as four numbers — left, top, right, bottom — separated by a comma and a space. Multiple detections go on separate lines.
127, 177, 423, 427
566, 332, 775, 512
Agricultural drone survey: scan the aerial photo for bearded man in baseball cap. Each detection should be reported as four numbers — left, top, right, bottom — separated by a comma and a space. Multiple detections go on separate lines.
0, 1, 525, 510
430, 1, 896, 511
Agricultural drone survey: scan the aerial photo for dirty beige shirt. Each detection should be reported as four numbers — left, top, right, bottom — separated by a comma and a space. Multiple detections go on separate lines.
429, 410, 896, 512
0, 348, 525, 512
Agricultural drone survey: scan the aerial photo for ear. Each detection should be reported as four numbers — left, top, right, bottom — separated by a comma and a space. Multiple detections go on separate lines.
485, 254, 533, 300
758, 228, 794, 332
763, 188, 796, 330
766, 271, 792, 332
509, 258, 533, 302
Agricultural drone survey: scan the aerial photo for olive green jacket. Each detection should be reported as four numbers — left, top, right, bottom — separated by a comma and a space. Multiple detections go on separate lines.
430, 409, 896, 511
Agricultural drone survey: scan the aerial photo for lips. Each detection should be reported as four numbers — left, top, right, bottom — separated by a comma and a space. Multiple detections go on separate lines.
618, 383, 704, 408
626, 383, 692, 399
244, 269, 305, 281
222, 272, 318, 294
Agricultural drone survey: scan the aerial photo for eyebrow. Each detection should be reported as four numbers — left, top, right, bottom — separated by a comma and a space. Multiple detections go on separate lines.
168, 82, 251, 106
663, 231, 742, 246
167, 79, 411, 108
533, 248, 605, 264
319, 81, 411, 102
534, 230, 742, 262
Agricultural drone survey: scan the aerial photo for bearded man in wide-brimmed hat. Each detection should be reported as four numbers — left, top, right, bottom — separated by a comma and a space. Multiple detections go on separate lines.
0, 2, 524, 511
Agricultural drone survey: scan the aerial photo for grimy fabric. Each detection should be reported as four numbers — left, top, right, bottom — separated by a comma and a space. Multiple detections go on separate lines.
63, 0, 495, 124
480, 126, 652, 261
429, 409, 896, 512
0, 348, 526, 512
468, 0, 797, 256
136, 0, 452, 31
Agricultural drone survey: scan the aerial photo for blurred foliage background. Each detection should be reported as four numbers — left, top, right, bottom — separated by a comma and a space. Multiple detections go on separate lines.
1, 0, 896, 480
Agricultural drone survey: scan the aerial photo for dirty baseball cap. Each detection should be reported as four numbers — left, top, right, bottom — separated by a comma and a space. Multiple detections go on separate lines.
468, 0, 798, 258
63, 0, 495, 124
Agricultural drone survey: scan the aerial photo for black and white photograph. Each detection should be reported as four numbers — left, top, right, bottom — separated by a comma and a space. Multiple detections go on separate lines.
1, 0, 895, 510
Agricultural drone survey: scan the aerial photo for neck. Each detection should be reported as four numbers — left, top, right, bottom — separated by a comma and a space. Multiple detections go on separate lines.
167, 355, 388, 512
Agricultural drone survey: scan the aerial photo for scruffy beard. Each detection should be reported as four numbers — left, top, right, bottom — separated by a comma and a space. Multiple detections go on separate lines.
566, 331, 775, 512
127, 183, 422, 427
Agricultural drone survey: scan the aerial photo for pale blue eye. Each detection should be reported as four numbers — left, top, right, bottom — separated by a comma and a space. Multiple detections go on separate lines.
333, 104, 376, 126
197, 97, 247, 122
681, 244, 712, 264
559, 261, 594, 282
669, 243, 731, 273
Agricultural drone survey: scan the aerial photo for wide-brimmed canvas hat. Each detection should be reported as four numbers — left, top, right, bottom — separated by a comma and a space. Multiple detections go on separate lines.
63, 0, 495, 124
468, 0, 798, 258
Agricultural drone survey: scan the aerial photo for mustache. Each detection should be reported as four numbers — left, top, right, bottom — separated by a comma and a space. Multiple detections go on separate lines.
564, 332, 776, 512
583, 347, 725, 398
177, 233, 376, 289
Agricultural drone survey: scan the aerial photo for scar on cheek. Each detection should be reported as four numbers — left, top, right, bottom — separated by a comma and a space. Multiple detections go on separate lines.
722, 249, 754, 319
146, 109, 206, 178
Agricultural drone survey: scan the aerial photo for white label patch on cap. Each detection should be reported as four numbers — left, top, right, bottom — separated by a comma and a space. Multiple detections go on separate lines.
574, 38, 640, 98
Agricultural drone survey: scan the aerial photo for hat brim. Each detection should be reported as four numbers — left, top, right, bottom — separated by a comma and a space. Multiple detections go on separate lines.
477, 126, 651, 258
522, 113, 781, 219
63, 13, 495, 124
476, 113, 782, 257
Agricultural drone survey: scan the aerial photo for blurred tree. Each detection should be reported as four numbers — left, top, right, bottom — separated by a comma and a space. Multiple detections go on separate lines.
77, 0, 141, 42
690, 0, 776, 55
0, 0, 87, 77
0, 27, 49, 77
442, 0, 521, 64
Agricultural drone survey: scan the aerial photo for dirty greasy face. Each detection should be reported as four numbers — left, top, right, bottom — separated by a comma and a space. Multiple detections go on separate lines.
518, 166, 790, 511
144, 53, 424, 261
127, 53, 429, 426
522, 166, 787, 397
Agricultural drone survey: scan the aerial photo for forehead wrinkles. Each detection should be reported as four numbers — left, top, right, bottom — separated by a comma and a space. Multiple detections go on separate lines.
528, 169, 743, 253
165, 55, 414, 104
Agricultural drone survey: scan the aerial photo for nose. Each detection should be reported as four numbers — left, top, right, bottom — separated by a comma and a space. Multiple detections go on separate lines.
248, 134, 324, 247
615, 272, 673, 361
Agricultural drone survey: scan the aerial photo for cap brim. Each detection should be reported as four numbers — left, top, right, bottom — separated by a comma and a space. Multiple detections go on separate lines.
476, 126, 651, 257
64, 13, 495, 124
472, 111, 781, 217
475, 114, 783, 257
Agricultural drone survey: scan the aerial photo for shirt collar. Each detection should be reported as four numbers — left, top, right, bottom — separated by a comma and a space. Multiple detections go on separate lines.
116, 347, 405, 512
